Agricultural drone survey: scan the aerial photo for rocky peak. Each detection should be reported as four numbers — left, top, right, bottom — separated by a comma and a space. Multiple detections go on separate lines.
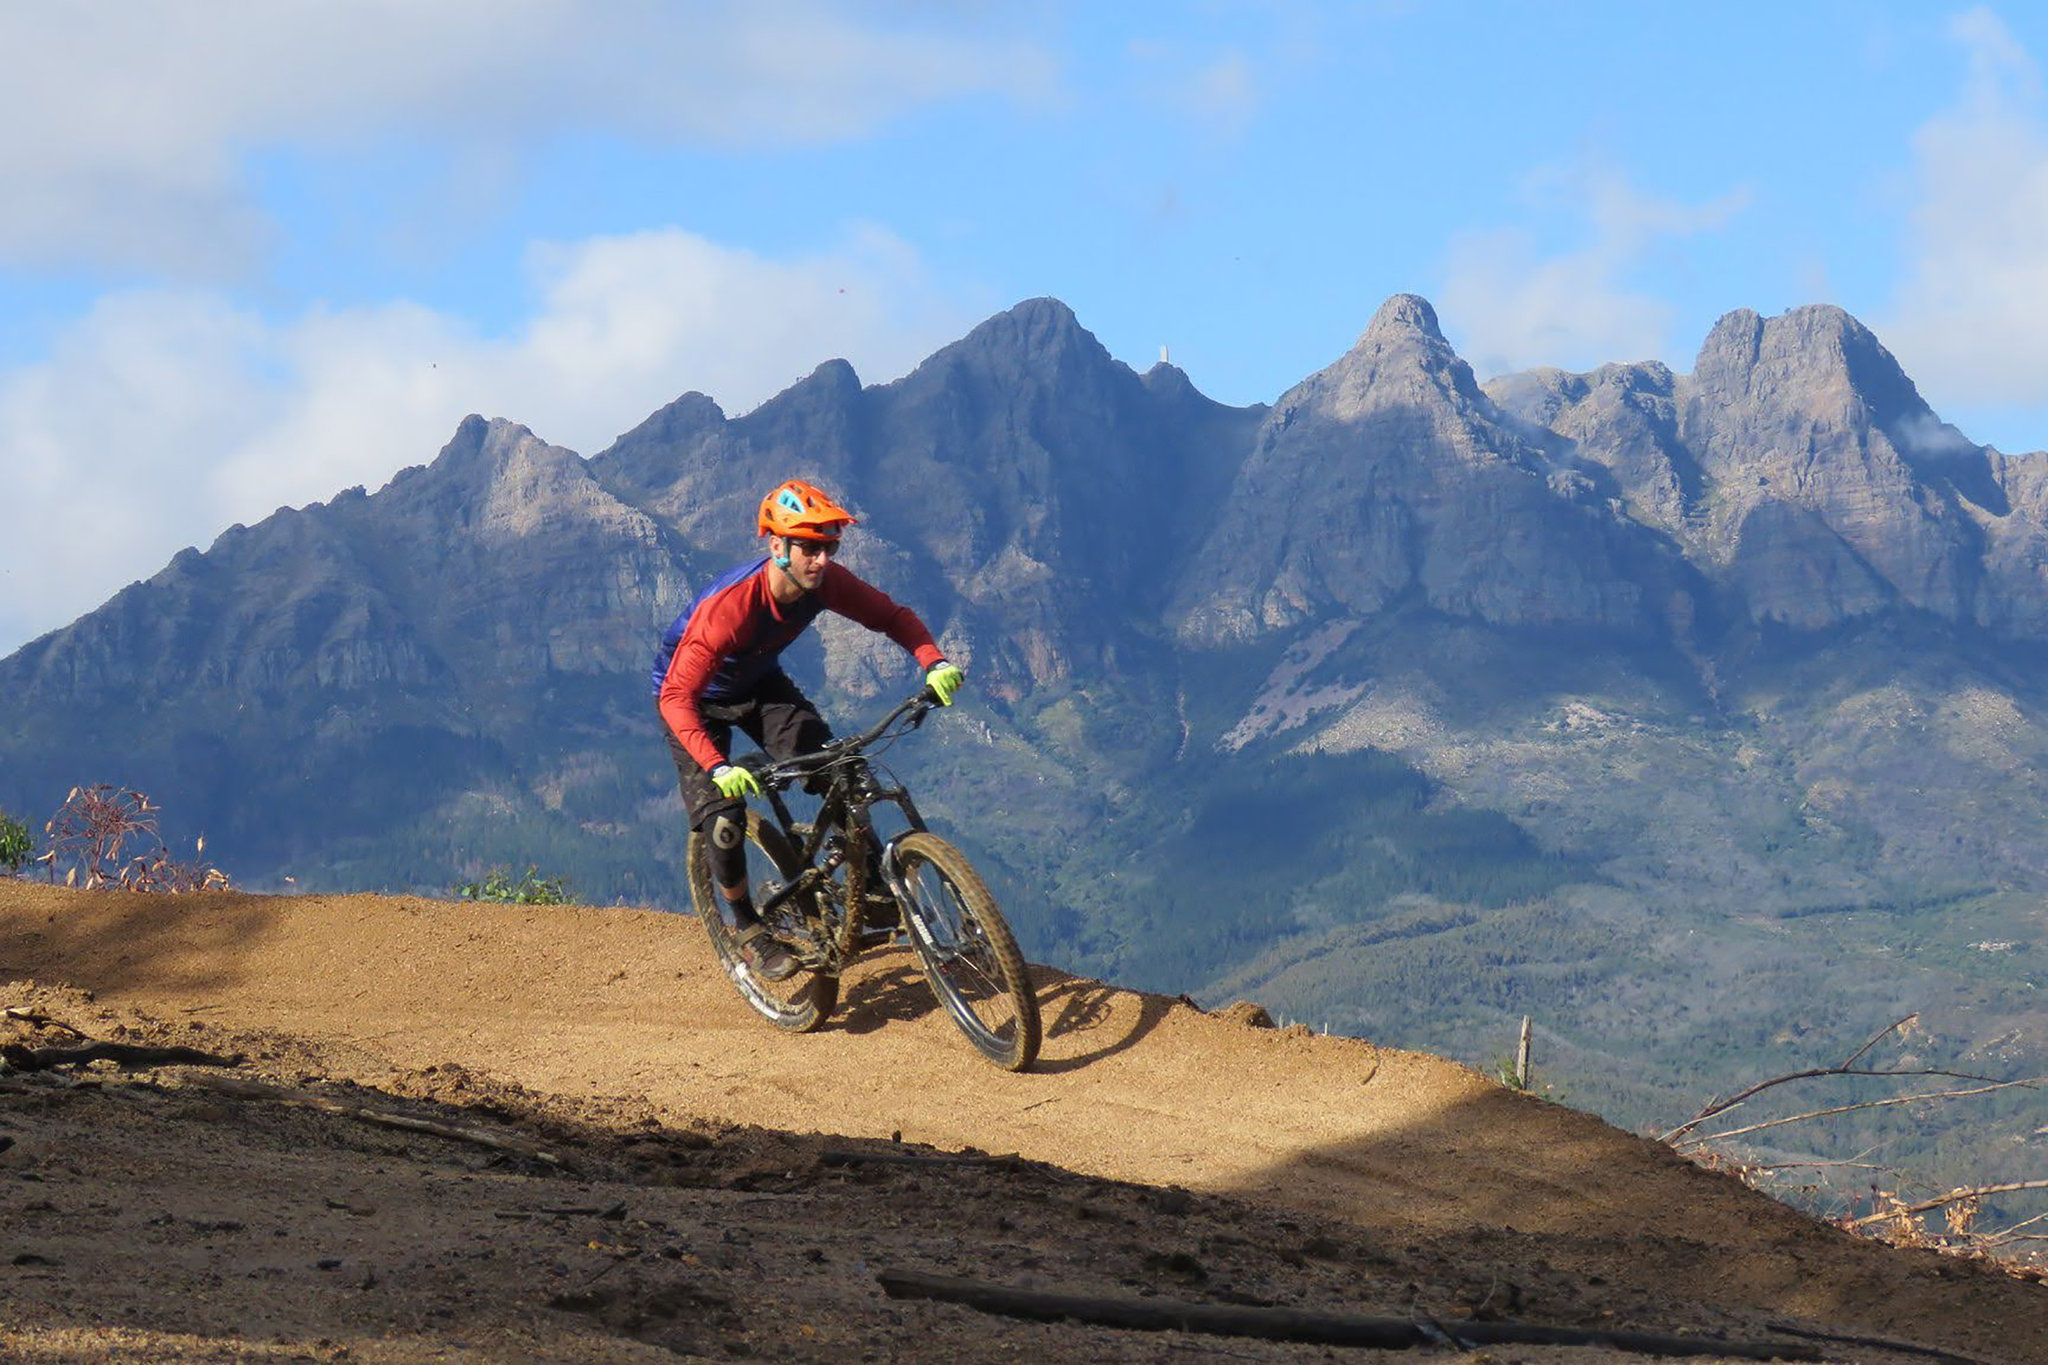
1364, 291, 1444, 340
394, 414, 556, 486
793, 356, 862, 400
1484, 361, 1693, 537
1674, 305, 2014, 627
903, 296, 1118, 394
735, 358, 870, 475
1173, 294, 1657, 644
1691, 304, 1920, 422
1292, 292, 1489, 424
607, 390, 726, 451
965, 295, 1093, 355
373, 417, 599, 549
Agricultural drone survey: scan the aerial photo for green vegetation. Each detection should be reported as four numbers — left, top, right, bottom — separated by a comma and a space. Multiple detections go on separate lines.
0, 808, 31, 873
455, 865, 572, 905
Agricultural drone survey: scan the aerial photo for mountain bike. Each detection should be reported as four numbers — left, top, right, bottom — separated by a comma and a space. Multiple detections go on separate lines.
686, 688, 1042, 1071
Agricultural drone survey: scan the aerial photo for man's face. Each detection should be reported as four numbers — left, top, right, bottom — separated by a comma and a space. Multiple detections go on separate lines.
776, 534, 839, 590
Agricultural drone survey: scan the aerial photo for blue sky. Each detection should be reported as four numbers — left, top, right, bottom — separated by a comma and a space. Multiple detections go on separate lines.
5, 1, 2048, 656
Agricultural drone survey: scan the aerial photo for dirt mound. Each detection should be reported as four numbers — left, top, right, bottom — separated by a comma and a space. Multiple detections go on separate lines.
1, 883, 2042, 1363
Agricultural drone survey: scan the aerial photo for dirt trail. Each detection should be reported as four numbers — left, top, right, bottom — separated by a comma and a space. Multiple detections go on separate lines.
2, 883, 2043, 1363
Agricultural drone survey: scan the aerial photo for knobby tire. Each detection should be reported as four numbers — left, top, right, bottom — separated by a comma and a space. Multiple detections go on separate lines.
894, 831, 1040, 1071
689, 812, 838, 1033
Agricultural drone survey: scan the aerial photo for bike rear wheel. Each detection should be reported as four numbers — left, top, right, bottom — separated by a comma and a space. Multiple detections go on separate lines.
893, 832, 1040, 1071
689, 813, 838, 1033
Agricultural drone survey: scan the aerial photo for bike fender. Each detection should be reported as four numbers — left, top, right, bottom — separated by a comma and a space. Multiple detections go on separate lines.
877, 835, 941, 953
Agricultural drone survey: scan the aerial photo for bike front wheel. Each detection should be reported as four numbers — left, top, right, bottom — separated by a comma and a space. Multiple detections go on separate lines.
688, 812, 838, 1033
892, 832, 1040, 1071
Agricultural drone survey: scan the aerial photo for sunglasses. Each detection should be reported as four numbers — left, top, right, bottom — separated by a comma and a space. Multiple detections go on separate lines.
788, 537, 840, 556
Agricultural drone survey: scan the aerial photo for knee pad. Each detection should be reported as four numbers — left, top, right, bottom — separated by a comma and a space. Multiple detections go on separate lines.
711, 813, 743, 851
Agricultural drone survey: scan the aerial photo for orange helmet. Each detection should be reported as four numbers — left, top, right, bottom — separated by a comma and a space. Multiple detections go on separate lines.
757, 478, 857, 541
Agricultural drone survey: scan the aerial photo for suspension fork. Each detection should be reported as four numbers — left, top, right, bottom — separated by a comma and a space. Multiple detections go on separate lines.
868, 786, 930, 910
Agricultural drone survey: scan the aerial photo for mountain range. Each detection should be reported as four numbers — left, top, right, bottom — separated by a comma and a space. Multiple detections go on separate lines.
3, 293, 2044, 1189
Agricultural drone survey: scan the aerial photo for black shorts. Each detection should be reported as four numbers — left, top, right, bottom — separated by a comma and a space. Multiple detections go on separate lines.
663, 670, 834, 832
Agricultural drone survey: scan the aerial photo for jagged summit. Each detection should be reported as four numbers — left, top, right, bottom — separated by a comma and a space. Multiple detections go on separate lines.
418, 414, 545, 473
900, 295, 1119, 390
1361, 291, 1444, 341
604, 390, 727, 455
742, 357, 864, 416
1692, 304, 1924, 416
1284, 293, 1487, 425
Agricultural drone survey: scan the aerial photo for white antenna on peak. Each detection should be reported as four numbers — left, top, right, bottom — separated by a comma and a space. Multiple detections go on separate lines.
1160, 344, 1170, 365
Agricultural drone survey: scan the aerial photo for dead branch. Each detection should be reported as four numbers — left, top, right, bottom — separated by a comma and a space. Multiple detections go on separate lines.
1679, 1079, 2043, 1148
1662, 1067, 2015, 1144
1841, 1014, 1919, 1070
1661, 1012, 2021, 1144
1843, 1180, 2048, 1230
821, 1148, 1024, 1171
1665, 1016, 1917, 1140
1, 1040, 242, 1072
493, 1201, 627, 1220
180, 1073, 571, 1170
1975, 1209, 2048, 1248
876, 1269, 1821, 1359
1762, 1321, 1988, 1365
1739, 1158, 1893, 1174
2, 1007, 89, 1038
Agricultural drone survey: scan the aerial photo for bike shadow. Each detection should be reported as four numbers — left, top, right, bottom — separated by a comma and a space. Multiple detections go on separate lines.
834, 954, 944, 1035
1025, 965, 1172, 1074
833, 956, 1172, 1074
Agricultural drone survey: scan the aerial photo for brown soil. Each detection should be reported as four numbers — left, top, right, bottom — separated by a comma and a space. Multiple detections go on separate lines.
0, 883, 2041, 1364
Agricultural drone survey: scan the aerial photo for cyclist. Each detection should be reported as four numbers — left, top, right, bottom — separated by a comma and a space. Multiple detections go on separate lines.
652, 478, 964, 979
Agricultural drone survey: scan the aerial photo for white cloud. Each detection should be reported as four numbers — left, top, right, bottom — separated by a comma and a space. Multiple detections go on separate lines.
0, 228, 980, 655
0, 1, 1055, 276
1438, 164, 1750, 379
1881, 7, 2048, 433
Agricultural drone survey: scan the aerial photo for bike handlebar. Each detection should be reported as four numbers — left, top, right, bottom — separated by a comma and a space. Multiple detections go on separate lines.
736, 687, 940, 788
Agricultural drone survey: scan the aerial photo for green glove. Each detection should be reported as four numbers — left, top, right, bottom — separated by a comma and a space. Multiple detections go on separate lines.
925, 661, 964, 706
710, 763, 762, 799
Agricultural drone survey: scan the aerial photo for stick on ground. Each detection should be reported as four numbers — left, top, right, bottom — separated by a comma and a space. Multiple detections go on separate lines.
1, 1040, 242, 1071
181, 1073, 571, 1170
876, 1269, 1822, 1360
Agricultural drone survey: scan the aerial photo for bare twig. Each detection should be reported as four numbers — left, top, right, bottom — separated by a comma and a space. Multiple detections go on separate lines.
180, 1073, 571, 1170
2, 1007, 89, 1039
1678, 1079, 2043, 1149
1738, 1158, 1893, 1174
1840, 1014, 1919, 1071
1843, 1180, 2048, 1230
1663, 1066, 2020, 1144
1660, 1010, 2020, 1144
1977, 1209, 2048, 1248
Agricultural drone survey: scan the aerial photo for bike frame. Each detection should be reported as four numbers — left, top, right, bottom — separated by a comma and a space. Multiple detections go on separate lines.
736, 692, 936, 942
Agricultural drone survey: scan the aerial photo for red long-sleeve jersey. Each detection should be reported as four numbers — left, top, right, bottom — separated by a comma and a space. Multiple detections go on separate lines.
653, 557, 944, 773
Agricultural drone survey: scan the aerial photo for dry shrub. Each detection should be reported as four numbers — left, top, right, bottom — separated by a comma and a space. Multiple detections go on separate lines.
36, 784, 232, 892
